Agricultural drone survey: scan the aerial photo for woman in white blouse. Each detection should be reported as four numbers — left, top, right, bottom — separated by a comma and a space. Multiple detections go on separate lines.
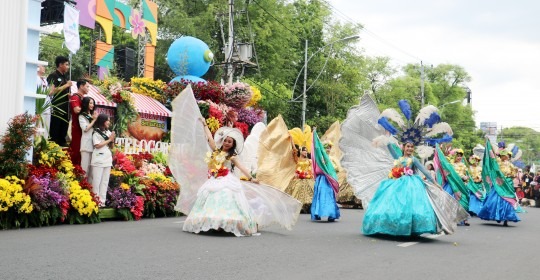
78, 97, 97, 177
91, 114, 115, 206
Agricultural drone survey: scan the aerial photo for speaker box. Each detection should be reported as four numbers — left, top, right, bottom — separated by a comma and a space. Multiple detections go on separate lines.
116, 47, 136, 81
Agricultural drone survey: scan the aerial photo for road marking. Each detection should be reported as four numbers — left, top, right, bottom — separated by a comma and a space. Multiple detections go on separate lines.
173, 221, 185, 224
397, 242, 418, 247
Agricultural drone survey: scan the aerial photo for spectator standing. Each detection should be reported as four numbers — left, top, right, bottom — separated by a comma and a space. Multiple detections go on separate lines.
47, 56, 72, 146
79, 96, 97, 177
69, 79, 90, 165
91, 114, 115, 206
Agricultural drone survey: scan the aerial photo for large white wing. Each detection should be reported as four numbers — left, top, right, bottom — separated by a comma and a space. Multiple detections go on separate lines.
234, 122, 266, 177
339, 94, 394, 208
170, 85, 210, 214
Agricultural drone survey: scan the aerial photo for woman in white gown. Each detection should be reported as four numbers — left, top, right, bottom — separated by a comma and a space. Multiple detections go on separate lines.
170, 85, 301, 237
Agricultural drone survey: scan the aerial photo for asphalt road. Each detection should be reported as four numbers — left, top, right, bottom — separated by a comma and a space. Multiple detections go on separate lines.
1, 207, 538, 280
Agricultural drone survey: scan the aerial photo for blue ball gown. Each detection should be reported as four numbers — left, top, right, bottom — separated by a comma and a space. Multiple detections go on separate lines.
362, 156, 438, 236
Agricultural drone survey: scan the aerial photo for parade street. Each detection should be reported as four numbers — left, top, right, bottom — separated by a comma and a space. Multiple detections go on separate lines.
1, 207, 537, 280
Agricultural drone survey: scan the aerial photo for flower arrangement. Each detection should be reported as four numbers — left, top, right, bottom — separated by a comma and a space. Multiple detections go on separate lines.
95, 77, 138, 136
35, 141, 75, 180
205, 150, 229, 178
388, 167, 414, 179
246, 85, 262, 107
140, 181, 179, 218
162, 81, 186, 106
141, 161, 166, 176
113, 150, 138, 174
237, 107, 264, 126
0, 113, 38, 178
25, 174, 69, 226
193, 80, 225, 103
68, 181, 99, 218
208, 102, 225, 123
206, 117, 221, 133
130, 77, 166, 100
234, 122, 249, 139
223, 82, 253, 108
0, 176, 33, 229
106, 186, 139, 221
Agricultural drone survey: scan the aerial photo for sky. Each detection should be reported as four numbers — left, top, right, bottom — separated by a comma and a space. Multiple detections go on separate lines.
327, 0, 540, 131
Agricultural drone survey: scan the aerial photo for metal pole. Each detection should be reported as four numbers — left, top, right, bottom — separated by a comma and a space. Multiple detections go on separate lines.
301, 39, 308, 132
227, 0, 234, 84
420, 60, 425, 107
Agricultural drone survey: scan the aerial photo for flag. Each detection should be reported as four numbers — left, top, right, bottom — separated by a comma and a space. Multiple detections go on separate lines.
312, 129, 339, 195
434, 145, 469, 210
482, 139, 518, 207
63, 3, 80, 54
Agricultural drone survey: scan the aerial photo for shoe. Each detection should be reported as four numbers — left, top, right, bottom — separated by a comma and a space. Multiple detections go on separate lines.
503, 221, 508, 227
328, 218, 335, 222
463, 221, 470, 226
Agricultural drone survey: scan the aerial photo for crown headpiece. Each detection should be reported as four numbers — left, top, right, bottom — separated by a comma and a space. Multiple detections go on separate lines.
377, 100, 453, 146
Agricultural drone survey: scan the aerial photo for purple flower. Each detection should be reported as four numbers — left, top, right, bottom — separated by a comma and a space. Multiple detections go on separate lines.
31, 175, 66, 211
237, 107, 263, 126
107, 187, 138, 209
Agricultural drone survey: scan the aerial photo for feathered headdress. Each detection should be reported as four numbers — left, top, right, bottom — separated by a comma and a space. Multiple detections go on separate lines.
377, 100, 453, 146
289, 125, 313, 152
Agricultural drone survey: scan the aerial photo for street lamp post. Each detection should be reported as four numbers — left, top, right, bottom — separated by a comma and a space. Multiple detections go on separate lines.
293, 35, 360, 132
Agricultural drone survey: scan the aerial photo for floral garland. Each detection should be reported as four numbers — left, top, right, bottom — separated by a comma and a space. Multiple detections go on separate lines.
94, 77, 138, 137
295, 160, 313, 179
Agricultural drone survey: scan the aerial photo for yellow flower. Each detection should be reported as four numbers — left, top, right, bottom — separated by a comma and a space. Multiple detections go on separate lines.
121, 183, 130, 190
246, 85, 262, 107
206, 117, 221, 133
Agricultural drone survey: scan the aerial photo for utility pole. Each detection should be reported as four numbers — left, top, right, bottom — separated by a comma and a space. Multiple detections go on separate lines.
226, 0, 234, 84
420, 61, 425, 107
301, 39, 308, 132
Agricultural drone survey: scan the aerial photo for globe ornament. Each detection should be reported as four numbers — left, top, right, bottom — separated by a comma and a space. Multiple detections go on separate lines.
166, 36, 213, 79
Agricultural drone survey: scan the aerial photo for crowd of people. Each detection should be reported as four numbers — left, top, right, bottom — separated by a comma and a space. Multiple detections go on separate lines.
37, 56, 115, 206
37, 58, 533, 238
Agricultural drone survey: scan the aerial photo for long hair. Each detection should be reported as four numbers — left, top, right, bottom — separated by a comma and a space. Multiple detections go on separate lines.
297, 146, 311, 159
95, 114, 109, 131
81, 97, 95, 115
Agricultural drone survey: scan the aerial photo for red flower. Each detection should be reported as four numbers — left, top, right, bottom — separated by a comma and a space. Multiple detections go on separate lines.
28, 164, 58, 178
390, 167, 404, 179
234, 122, 249, 139
130, 196, 145, 220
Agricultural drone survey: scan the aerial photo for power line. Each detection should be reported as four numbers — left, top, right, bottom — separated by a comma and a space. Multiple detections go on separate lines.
250, 0, 300, 40
320, 0, 425, 64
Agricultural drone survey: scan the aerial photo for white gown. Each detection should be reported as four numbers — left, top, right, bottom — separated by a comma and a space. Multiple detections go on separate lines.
170, 85, 301, 236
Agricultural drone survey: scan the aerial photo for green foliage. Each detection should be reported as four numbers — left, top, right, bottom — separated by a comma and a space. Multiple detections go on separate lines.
0, 113, 38, 178
499, 127, 540, 165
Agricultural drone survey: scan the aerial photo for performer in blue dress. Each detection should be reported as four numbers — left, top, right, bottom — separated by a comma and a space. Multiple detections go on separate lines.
310, 129, 340, 222
477, 141, 520, 226
339, 96, 469, 237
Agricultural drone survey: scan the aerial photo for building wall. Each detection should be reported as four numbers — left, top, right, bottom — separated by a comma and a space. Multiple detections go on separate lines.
0, 0, 46, 155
